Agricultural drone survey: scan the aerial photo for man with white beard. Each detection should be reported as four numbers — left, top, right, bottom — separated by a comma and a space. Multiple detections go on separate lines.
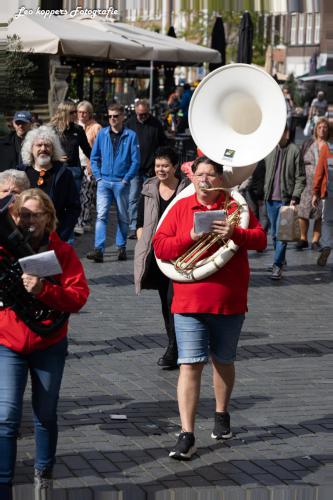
17, 126, 80, 241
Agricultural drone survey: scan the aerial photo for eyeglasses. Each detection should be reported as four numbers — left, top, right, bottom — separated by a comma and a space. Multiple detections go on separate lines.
194, 173, 218, 179
19, 211, 46, 221
108, 114, 120, 119
37, 169, 46, 186
137, 113, 148, 118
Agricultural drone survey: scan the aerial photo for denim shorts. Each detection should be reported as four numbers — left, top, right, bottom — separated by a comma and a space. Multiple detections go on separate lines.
174, 313, 245, 364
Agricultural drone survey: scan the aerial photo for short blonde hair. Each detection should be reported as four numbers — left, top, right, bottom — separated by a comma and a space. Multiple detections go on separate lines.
12, 188, 58, 233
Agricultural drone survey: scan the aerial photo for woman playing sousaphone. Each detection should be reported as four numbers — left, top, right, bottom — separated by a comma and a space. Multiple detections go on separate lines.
153, 156, 267, 460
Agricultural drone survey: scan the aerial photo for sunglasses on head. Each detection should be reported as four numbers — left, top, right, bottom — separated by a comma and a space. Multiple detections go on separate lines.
37, 169, 46, 186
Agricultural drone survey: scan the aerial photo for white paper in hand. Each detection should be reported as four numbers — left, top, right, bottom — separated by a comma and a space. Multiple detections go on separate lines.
18, 250, 62, 277
194, 210, 226, 234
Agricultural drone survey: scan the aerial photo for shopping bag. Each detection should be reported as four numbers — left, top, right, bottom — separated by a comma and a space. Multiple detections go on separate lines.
277, 205, 301, 242
303, 118, 313, 137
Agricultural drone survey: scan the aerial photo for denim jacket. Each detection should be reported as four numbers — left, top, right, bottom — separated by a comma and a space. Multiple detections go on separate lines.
91, 126, 140, 183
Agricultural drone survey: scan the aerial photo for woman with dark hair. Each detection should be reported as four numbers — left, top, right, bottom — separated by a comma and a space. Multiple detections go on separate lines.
0, 189, 89, 500
134, 146, 189, 368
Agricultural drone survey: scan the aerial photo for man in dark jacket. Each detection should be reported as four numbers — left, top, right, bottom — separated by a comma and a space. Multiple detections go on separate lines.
18, 125, 80, 241
0, 111, 32, 171
263, 125, 306, 280
126, 99, 166, 238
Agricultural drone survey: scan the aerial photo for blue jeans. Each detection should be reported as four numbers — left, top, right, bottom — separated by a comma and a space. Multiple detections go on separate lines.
95, 179, 130, 251
0, 338, 67, 487
266, 200, 288, 268
66, 166, 83, 245
174, 313, 245, 364
128, 174, 146, 231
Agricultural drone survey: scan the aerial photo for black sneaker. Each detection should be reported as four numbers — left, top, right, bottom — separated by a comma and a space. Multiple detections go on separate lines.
169, 432, 196, 460
118, 247, 127, 261
211, 412, 232, 440
317, 247, 331, 266
86, 249, 104, 263
128, 230, 137, 240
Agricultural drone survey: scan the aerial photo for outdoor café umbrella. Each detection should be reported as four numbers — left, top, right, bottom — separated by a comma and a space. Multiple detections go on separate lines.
209, 16, 226, 72
237, 11, 253, 64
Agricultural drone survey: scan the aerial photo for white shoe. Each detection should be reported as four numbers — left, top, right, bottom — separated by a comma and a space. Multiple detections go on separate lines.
34, 469, 53, 500
270, 264, 282, 280
74, 225, 84, 235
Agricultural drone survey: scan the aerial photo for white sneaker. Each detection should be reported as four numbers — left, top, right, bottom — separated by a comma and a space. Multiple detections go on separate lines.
74, 225, 84, 235
270, 264, 282, 280
34, 469, 53, 500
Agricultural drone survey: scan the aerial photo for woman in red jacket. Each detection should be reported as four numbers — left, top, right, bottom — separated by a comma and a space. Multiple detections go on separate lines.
312, 139, 333, 266
0, 189, 89, 500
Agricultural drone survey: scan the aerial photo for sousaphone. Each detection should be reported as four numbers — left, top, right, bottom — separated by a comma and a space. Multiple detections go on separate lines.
156, 63, 287, 281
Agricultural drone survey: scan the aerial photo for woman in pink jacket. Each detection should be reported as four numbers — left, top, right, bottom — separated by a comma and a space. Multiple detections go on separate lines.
74, 100, 102, 235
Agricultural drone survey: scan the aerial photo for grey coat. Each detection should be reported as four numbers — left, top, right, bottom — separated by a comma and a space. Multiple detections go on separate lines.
134, 176, 189, 294
263, 142, 306, 204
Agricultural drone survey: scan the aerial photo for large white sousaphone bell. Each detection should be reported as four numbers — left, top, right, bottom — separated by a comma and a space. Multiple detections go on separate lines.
155, 64, 287, 282
189, 63, 287, 184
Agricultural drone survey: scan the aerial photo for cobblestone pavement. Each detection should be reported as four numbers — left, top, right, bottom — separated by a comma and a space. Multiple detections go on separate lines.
13, 212, 333, 500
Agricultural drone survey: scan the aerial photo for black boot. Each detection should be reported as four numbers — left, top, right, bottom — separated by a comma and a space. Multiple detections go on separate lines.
157, 342, 178, 369
157, 324, 178, 369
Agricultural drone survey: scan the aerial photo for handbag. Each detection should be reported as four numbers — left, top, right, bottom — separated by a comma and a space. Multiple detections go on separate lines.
303, 118, 313, 137
277, 205, 301, 242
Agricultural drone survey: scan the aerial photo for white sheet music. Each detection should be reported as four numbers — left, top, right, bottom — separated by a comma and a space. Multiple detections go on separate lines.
18, 251, 62, 277
194, 210, 226, 234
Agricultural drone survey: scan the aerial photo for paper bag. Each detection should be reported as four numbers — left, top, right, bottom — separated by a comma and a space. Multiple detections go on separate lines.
277, 205, 301, 242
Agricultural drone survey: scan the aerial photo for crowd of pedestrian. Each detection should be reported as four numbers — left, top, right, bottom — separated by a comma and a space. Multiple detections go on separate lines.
0, 81, 332, 498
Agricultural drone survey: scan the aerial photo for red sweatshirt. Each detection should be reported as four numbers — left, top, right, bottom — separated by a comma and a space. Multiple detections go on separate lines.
0, 231, 89, 354
153, 192, 267, 315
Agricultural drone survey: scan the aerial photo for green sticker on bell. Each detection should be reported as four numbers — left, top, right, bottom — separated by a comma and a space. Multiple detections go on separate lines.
224, 149, 235, 158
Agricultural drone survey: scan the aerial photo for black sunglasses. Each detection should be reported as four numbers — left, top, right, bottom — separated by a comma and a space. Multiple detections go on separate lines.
108, 114, 120, 119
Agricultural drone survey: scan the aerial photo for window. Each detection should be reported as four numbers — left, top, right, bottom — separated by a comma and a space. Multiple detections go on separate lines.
298, 13, 305, 45
314, 13, 321, 44
306, 14, 313, 44
290, 14, 297, 46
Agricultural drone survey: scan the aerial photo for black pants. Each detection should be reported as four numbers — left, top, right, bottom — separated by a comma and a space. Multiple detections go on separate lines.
157, 274, 175, 342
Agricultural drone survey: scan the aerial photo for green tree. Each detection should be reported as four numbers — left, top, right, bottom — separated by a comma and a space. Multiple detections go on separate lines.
0, 34, 37, 113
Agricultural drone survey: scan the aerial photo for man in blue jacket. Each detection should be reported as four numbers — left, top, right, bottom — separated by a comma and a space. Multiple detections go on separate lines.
87, 104, 140, 263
